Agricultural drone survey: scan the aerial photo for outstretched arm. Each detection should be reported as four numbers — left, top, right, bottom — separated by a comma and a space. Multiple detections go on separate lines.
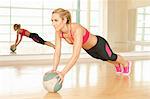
60, 28, 83, 77
15, 33, 23, 47
15, 33, 19, 45
52, 31, 61, 71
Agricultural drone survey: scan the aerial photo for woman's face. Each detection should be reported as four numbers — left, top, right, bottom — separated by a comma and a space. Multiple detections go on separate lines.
51, 13, 66, 31
14, 26, 19, 31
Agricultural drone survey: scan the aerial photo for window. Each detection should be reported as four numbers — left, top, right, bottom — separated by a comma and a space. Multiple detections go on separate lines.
136, 7, 150, 41
0, 0, 103, 55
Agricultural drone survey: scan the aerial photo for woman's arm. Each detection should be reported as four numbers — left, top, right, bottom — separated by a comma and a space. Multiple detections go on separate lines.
14, 31, 23, 47
15, 33, 23, 47
60, 28, 83, 76
14, 33, 19, 45
52, 31, 62, 71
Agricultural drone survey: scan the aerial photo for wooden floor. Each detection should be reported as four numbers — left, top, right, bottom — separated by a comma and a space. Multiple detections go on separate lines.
0, 58, 150, 99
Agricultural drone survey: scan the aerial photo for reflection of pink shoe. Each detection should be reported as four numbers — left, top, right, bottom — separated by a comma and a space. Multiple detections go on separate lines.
115, 64, 122, 74
122, 61, 132, 76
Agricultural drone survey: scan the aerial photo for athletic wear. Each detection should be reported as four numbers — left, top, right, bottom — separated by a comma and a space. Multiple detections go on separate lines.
115, 64, 122, 74
61, 28, 90, 44
29, 33, 46, 44
18, 29, 46, 45
20, 29, 27, 36
84, 36, 117, 61
122, 61, 132, 75
82, 29, 90, 44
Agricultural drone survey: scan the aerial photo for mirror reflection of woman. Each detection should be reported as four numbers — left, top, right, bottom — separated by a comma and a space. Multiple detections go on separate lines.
51, 8, 132, 82
13, 24, 55, 49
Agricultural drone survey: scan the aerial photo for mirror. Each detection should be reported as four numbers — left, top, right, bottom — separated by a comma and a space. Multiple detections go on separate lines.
0, 0, 103, 56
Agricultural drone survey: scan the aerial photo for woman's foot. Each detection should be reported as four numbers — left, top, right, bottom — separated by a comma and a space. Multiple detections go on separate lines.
115, 64, 122, 74
122, 61, 132, 76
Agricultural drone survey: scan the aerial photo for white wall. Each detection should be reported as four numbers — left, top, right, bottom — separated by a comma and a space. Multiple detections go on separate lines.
106, 0, 129, 52
129, 0, 150, 8
103, 0, 150, 52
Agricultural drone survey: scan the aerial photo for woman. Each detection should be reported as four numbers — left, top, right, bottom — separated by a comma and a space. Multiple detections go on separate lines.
13, 24, 55, 49
51, 8, 132, 82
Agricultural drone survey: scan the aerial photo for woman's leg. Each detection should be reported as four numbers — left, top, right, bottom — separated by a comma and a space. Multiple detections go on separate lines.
30, 33, 55, 49
85, 35, 131, 75
107, 54, 132, 75
107, 59, 122, 74
96, 36, 131, 75
115, 54, 128, 67
107, 54, 128, 67
44, 41, 55, 49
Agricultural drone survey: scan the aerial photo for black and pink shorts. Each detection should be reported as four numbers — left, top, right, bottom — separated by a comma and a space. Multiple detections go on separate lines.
84, 36, 117, 61
29, 33, 46, 45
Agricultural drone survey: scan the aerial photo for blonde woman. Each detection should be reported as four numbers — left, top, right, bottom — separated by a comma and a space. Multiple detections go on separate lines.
51, 8, 132, 82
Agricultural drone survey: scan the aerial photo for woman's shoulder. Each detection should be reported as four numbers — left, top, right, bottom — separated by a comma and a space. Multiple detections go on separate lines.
71, 23, 82, 27
71, 23, 85, 30
18, 29, 28, 34
21, 28, 27, 31
71, 23, 85, 34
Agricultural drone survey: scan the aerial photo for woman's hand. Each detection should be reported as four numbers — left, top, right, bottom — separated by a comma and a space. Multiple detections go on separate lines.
14, 44, 17, 47
57, 72, 64, 84
11, 44, 17, 48
50, 70, 64, 84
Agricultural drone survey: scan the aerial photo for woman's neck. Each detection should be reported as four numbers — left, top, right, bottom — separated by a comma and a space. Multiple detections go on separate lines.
61, 24, 70, 33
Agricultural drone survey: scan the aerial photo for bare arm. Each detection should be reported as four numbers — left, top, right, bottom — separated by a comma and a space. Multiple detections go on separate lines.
15, 33, 19, 45
61, 28, 83, 76
15, 34, 23, 47
52, 31, 62, 71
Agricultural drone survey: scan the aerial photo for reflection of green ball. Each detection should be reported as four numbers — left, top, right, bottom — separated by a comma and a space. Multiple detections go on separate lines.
10, 45, 16, 52
43, 72, 62, 93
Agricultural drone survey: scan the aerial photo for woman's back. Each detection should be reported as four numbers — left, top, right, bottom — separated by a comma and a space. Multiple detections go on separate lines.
70, 23, 98, 50
18, 29, 30, 37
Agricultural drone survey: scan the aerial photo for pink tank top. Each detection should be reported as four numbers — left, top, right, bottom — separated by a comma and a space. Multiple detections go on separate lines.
61, 28, 90, 44
20, 29, 27, 36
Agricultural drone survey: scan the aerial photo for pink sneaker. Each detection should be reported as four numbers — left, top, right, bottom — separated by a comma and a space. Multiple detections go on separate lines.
122, 61, 132, 76
115, 64, 122, 74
